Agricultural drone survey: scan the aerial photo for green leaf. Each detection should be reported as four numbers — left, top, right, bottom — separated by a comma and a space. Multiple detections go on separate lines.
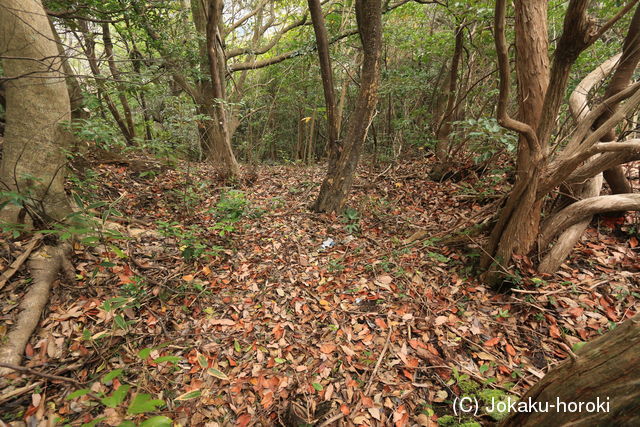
174, 389, 201, 401
110, 245, 127, 259
118, 422, 136, 427
66, 389, 92, 400
127, 393, 165, 414
312, 383, 323, 391
138, 347, 152, 360
102, 369, 124, 384
139, 416, 173, 427
274, 358, 286, 364
234, 340, 241, 353
153, 355, 182, 364
100, 385, 131, 408
197, 354, 208, 369
206, 368, 228, 380
114, 314, 128, 330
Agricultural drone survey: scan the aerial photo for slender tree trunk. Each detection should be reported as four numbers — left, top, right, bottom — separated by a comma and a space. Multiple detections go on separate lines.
434, 24, 464, 162
308, 0, 340, 172
481, 0, 549, 273
600, 5, 640, 195
102, 23, 136, 141
76, 21, 135, 145
48, 17, 86, 121
189, 0, 240, 179
0, 0, 72, 224
312, 0, 383, 213
205, 0, 240, 179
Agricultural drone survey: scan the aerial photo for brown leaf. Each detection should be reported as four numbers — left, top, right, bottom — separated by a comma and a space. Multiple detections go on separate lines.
484, 337, 500, 347
319, 343, 336, 354
505, 343, 516, 356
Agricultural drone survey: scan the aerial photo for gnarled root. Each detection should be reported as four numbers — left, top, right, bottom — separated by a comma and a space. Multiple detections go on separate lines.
0, 243, 72, 377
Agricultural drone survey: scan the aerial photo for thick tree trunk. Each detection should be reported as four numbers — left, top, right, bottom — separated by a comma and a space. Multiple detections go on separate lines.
312, 0, 382, 213
500, 316, 640, 426
0, 0, 72, 224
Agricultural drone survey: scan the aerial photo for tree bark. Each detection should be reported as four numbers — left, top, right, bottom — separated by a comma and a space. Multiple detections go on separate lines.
538, 5, 640, 273
500, 316, 640, 426
482, 0, 635, 282
0, 0, 73, 224
312, 0, 383, 213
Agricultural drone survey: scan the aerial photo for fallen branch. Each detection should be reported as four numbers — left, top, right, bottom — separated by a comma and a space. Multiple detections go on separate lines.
0, 361, 81, 385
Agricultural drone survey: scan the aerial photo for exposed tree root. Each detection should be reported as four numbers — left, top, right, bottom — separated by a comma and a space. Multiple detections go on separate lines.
0, 233, 42, 290
540, 194, 640, 250
0, 243, 72, 377
539, 174, 604, 274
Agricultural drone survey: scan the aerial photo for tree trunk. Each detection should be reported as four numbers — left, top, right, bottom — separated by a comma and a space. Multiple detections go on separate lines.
76, 20, 135, 146
308, 0, 340, 172
600, 5, 640, 195
434, 24, 464, 162
102, 23, 136, 142
0, 0, 72, 224
538, 5, 640, 273
312, 0, 383, 213
481, 0, 549, 273
500, 316, 640, 426
200, 0, 241, 179
481, 0, 634, 282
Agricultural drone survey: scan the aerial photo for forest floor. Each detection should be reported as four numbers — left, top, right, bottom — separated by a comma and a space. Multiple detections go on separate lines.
0, 155, 639, 426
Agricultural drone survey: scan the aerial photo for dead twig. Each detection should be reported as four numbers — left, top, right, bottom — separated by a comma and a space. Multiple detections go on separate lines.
0, 361, 82, 385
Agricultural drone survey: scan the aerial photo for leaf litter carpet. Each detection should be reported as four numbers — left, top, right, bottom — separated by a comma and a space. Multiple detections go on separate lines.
0, 159, 638, 425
